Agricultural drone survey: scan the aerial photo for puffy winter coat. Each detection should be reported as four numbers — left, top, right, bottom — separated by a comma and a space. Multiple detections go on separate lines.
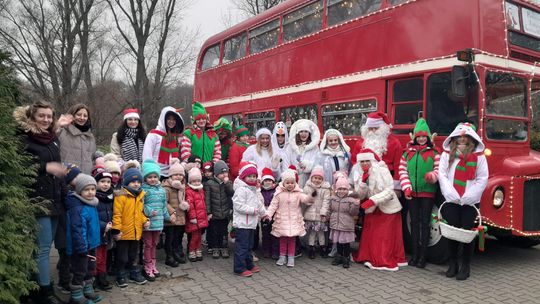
283, 120, 321, 187
266, 184, 313, 237
228, 142, 248, 180
57, 124, 96, 174
96, 189, 114, 246
185, 186, 209, 233
328, 195, 360, 232
318, 129, 351, 183
141, 183, 170, 231
357, 162, 402, 215
232, 178, 266, 229
66, 192, 101, 255
204, 177, 234, 220
14, 106, 64, 217
302, 181, 332, 222
162, 178, 186, 226
112, 188, 148, 240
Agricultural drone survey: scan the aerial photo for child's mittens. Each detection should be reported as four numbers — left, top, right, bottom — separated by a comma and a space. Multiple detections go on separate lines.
404, 188, 413, 200
424, 171, 438, 184
143, 220, 150, 229
207, 214, 213, 221
190, 218, 198, 225
361, 199, 375, 210
179, 201, 190, 211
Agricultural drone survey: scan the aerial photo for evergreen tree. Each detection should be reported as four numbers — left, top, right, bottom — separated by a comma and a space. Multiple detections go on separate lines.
0, 51, 39, 303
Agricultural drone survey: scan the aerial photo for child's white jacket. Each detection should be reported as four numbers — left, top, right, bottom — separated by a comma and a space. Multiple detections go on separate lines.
232, 178, 266, 229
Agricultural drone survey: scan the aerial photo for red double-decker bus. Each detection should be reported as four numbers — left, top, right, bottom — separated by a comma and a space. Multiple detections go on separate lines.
193, 0, 540, 256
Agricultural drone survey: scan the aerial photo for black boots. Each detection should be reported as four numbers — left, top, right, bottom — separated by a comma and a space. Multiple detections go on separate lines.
308, 246, 316, 259
446, 241, 472, 280
456, 263, 470, 280
95, 273, 112, 291
36, 284, 64, 304
173, 251, 187, 264
165, 254, 179, 267
319, 246, 328, 258
445, 259, 459, 278
342, 244, 351, 269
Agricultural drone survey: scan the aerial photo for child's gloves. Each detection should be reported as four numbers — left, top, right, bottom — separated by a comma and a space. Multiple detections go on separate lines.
179, 201, 189, 211
361, 199, 375, 210
404, 188, 413, 200
190, 219, 198, 225
424, 171, 438, 184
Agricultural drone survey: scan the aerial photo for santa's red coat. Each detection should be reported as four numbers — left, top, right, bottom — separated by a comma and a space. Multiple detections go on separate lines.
351, 134, 403, 182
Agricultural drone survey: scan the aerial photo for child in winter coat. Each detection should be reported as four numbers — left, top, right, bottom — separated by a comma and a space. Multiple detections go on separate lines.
398, 118, 440, 268
439, 122, 488, 281
327, 177, 360, 268
204, 160, 234, 258
302, 166, 332, 259
352, 149, 407, 271
202, 161, 213, 183
318, 129, 351, 183
283, 119, 321, 187
228, 125, 250, 180
162, 158, 189, 267
141, 159, 170, 281
185, 167, 209, 262
260, 167, 279, 259
93, 170, 114, 291
112, 167, 149, 288
265, 168, 315, 267
232, 162, 266, 277
65, 174, 101, 303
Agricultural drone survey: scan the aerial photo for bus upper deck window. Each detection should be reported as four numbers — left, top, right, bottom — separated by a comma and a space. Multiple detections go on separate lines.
327, 0, 382, 27
283, 0, 324, 42
249, 19, 279, 55
201, 44, 221, 70
223, 33, 247, 64
389, 0, 409, 5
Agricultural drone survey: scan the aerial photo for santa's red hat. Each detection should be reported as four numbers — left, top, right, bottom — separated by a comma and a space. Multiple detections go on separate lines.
261, 167, 275, 182
123, 108, 140, 120
356, 148, 381, 162
365, 112, 390, 128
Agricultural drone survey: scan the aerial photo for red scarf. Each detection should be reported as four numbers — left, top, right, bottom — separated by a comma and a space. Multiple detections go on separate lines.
150, 129, 179, 164
453, 152, 478, 196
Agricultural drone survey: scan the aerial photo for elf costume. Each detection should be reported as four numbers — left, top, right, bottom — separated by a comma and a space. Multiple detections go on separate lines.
228, 125, 250, 180
398, 118, 440, 268
181, 102, 221, 163
142, 106, 184, 177
438, 122, 488, 281
213, 117, 233, 163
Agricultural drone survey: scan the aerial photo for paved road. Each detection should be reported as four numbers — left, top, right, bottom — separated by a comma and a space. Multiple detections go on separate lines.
52, 240, 540, 304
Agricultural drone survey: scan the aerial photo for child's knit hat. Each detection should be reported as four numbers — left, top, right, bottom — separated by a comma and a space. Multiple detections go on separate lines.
310, 165, 324, 180
188, 167, 202, 183
261, 167, 274, 182
75, 173, 97, 194
239, 161, 257, 180
142, 159, 161, 178
281, 169, 297, 182
334, 176, 350, 190
202, 161, 213, 172
169, 158, 185, 176
103, 153, 121, 174
214, 160, 229, 175
123, 168, 143, 186
65, 163, 81, 185
94, 171, 112, 183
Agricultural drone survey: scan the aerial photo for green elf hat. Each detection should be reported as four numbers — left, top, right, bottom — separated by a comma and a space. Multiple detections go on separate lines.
235, 125, 250, 137
192, 102, 208, 121
413, 118, 432, 138
213, 117, 232, 132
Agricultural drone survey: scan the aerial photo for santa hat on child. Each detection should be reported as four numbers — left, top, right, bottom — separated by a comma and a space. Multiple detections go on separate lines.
123, 108, 140, 120
261, 167, 275, 182
238, 161, 258, 180
356, 148, 381, 163
364, 112, 391, 128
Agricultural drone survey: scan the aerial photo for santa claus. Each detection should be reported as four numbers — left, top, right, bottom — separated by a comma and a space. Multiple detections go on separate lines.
351, 112, 403, 192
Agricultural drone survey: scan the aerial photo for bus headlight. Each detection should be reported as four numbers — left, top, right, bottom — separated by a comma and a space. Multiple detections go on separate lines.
493, 188, 504, 209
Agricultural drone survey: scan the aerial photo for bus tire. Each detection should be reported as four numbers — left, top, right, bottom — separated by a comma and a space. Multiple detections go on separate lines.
404, 205, 449, 265
497, 236, 540, 248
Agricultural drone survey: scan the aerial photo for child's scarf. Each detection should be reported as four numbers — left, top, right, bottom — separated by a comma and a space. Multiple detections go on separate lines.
453, 152, 478, 196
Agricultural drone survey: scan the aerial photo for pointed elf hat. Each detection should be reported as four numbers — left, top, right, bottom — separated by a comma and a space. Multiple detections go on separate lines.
213, 117, 232, 132
413, 118, 431, 138
235, 125, 250, 137
192, 102, 208, 121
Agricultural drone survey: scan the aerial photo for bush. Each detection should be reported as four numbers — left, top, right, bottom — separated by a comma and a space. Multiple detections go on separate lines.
0, 52, 39, 303
532, 131, 540, 152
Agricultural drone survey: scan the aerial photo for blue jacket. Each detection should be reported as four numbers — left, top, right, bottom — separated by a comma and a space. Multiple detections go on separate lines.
66, 192, 101, 255
142, 183, 169, 231
96, 189, 114, 246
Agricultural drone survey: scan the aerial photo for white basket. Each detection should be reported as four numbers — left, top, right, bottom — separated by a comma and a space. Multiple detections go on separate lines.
437, 202, 481, 243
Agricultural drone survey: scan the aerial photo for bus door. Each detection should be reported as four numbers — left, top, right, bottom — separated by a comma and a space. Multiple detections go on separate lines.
387, 77, 424, 134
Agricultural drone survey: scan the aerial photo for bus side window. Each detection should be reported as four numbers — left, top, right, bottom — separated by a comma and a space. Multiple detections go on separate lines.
392, 78, 423, 128
280, 104, 318, 128
245, 111, 276, 134
532, 79, 540, 133
201, 44, 221, 70
283, 0, 324, 42
389, 0, 409, 5
249, 19, 280, 55
327, 0, 382, 27
322, 100, 377, 136
223, 33, 247, 63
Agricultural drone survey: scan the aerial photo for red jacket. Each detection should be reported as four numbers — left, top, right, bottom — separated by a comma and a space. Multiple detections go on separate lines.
228, 142, 248, 180
185, 186, 209, 233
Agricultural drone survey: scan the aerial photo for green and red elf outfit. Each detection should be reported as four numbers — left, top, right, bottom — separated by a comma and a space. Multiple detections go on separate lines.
180, 102, 221, 163
142, 106, 184, 177
228, 126, 250, 180
398, 118, 439, 267
213, 117, 233, 163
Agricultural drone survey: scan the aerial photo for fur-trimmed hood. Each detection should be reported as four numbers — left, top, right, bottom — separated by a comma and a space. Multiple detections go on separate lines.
320, 128, 350, 157
288, 119, 320, 154
13, 105, 53, 134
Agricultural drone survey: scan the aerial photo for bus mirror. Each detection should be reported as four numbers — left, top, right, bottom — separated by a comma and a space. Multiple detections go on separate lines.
451, 65, 468, 98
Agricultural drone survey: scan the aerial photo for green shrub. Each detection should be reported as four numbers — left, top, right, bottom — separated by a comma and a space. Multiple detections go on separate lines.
532, 132, 540, 152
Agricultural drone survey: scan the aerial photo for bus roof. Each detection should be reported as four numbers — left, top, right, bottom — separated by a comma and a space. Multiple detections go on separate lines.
201, 0, 307, 50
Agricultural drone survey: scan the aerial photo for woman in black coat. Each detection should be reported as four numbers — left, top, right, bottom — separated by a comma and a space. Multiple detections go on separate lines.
14, 101, 66, 304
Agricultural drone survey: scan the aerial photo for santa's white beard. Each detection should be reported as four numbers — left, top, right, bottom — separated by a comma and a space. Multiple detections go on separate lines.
361, 124, 390, 157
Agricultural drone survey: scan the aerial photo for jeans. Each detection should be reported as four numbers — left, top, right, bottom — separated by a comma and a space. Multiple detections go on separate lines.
35, 216, 58, 286
234, 228, 255, 273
